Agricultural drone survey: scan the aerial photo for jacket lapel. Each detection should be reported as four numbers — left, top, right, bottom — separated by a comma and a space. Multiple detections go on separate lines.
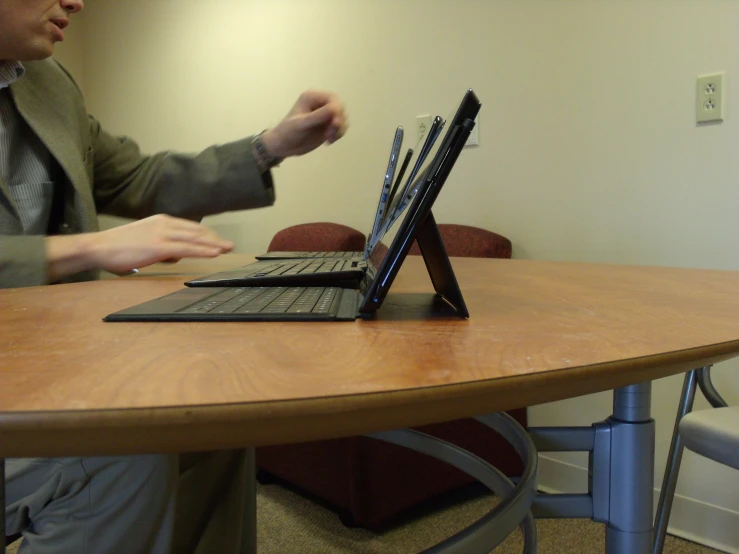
9, 73, 88, 199
8, 61, 99, 234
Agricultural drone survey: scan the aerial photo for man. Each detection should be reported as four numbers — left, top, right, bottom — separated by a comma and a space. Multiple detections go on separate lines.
0, 0, 347, 552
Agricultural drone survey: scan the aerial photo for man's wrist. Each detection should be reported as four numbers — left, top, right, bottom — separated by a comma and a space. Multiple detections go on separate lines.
252, 130, 284, 173
45, 234, 99, 283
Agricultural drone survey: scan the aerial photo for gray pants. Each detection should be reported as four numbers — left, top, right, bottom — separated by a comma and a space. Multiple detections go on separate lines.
5, 451, 248, 554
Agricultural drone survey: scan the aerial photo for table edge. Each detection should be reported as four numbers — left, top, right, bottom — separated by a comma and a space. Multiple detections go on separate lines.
0, 341, 737, 458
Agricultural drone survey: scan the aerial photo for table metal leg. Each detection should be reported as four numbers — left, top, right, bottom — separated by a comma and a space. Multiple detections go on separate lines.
240, 448, 257, 554
606, 382, 655, 554
653, 369, 698, 554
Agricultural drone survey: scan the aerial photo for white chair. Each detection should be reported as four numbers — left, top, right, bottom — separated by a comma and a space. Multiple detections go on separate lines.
680, 407, 739, 471
653, 365, 733, 554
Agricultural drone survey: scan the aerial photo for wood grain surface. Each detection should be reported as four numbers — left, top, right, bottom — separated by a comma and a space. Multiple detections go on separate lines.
0, 254, 737, 457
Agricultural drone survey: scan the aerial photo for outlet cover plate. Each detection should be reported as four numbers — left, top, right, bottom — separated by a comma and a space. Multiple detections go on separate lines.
696, 72, 725, 123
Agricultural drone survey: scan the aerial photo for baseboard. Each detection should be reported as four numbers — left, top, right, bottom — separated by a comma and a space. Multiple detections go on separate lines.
662, 491, 739, 554
537, 455, 739, 554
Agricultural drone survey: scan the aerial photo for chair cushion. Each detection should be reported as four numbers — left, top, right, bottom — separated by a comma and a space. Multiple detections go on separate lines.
680, 407, 739, 471
268, 222, 365, 253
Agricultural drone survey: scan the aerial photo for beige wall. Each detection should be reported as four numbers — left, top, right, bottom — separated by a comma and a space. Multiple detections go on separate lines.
52, 10, 86, 96
70, 0, 739, 549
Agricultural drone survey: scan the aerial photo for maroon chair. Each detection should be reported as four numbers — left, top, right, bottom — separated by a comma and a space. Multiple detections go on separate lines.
408, 223, 512, 259
267, 222, 365, 253
256, 223, 524, 530
368, 241, 389, 268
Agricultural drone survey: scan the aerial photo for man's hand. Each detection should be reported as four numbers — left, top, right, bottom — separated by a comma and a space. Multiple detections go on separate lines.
45, 214, 234, 282
260, 91, 348, 160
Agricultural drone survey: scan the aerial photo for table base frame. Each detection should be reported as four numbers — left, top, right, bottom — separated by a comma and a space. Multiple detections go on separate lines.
0, 380, 661, 554
530, 381, 655, 554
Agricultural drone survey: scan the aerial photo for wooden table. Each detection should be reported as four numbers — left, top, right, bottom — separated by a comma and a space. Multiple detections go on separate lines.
1, 254, 738, 553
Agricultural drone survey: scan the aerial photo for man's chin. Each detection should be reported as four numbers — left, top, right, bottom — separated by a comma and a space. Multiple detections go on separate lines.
19, 42, 56, 62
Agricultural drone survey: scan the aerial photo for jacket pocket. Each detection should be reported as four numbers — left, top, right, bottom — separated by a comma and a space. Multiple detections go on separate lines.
8, 181, 55, 235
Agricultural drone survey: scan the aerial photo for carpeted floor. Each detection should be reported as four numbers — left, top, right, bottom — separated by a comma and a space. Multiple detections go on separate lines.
256, 481, 722, 554
8, 482, 723, 553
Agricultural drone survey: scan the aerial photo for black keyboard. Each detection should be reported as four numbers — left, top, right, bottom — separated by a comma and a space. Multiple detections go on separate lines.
300, 252, 359, 259
255, 251, 362, 261
178, 287, 339, 315
248, 259, 356, 277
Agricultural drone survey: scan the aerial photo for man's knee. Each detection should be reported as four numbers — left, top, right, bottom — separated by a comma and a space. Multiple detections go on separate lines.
80, 454, 178, 501
7, 455, 180, 553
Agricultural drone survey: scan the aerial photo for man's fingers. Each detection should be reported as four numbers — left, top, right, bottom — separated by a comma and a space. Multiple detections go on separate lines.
297, 104, 336, 130
296, 90, 335, 112
155, 216, 234, 250
325, 115, 348, 143
266, 90, 347, 157
159, 243, 224, 260
166, 228, 234, 251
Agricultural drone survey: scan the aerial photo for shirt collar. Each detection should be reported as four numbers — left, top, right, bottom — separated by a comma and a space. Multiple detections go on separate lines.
0, 61, 25, 90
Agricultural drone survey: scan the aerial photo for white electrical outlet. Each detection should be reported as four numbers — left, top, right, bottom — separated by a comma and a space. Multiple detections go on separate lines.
416, 114, 432, 143
465, 114, 479, 147
696, 72, 725, 123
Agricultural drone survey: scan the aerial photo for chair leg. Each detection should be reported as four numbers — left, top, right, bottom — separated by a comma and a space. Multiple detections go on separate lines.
240, 448, 257, 554
1, 457, 5, 554
652, 369, 699, 554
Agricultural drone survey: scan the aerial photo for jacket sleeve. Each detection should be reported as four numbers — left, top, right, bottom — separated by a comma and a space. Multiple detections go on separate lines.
0, 131, 277, 288
88, 116, 276, 220
0, 56, 277, 289
0, 235, 48, 288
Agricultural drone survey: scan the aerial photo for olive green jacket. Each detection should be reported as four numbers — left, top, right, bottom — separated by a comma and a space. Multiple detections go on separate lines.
0, 58, 275, 288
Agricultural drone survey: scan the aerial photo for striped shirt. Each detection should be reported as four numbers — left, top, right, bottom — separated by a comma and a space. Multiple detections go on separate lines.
0, 61, 58, 235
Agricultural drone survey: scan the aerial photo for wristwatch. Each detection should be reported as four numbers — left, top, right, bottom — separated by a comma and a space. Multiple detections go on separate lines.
251, 130, 283, 173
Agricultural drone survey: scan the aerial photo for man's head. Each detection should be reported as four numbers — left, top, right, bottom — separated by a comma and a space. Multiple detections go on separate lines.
0, 0, 84, 62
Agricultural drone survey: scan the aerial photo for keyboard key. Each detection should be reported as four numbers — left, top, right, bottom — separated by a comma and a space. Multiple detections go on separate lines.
180, 286, 340, 316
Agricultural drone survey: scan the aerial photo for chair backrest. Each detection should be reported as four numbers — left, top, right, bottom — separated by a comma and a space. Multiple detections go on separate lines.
371, 224, 511, 266
407, 224, 512, 259
369, 242, 389, 267
267, 222, 366, 252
